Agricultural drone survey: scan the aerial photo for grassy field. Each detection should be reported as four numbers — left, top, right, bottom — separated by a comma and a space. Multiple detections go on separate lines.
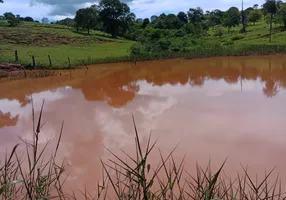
0, 20, 286, 69
0, 21, 133, 68
208, 21, 286, 45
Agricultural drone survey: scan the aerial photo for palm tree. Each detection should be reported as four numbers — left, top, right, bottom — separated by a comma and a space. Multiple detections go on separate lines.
263, 0, 279, 42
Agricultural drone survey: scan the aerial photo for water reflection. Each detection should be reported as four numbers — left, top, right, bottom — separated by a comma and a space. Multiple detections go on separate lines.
0, 112, 19, 128
1, 56, 286, 193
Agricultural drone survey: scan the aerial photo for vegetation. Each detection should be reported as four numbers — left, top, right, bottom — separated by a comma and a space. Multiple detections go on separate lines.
0, 102, 284, 199
1, 0, 286, 68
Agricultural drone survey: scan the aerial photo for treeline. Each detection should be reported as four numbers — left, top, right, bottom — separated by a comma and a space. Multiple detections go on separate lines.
0, 12, 43, 26
54, 0, 286, 39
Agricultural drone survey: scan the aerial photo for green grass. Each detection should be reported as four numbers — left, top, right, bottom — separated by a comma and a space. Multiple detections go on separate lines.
1, 20, 286, 69
0, 42, 132, 68
0, 21, 133, 68
208, 21, 286, 45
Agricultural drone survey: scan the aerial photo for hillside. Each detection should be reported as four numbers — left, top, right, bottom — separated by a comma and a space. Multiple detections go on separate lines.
0, 21, 133, 68
0, 19, 286, 69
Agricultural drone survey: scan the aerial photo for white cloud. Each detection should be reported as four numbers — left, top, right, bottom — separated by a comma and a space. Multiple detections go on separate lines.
1, 0, 265, 20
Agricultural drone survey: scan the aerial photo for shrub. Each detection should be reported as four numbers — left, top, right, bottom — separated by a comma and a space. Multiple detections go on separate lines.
8, 18, 20, 27
231, 35, 244, 41
223, 40, 234, 46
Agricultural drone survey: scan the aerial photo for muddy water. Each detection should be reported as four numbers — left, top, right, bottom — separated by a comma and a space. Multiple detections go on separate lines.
1, 55, 286, 196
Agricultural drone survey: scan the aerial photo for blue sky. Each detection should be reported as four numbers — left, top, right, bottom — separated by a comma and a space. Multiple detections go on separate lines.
1, 0, 265, 21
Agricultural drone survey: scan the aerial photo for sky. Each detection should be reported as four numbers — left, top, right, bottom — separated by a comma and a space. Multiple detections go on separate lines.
0, 0, 265, 21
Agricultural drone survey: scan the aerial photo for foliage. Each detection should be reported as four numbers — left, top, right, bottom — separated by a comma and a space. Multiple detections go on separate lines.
231, 35, 244, 40
214, 26, 224, 39
7, 18, 20, 27
24, 16, 34, 22
222, 7, 240, 32
188, 7, 204, 24
177, 11, 188, 24
55, 17, 74, 26
150, 15, 158, 22
248, 9, 262, 25
277, 3, 286, 27
142, 18, 150, 28
263, 0, 279, 41
207, 9, 224, 28
3, 12, 15, 20
98, 0, 132, 38
75, 6, 98, 34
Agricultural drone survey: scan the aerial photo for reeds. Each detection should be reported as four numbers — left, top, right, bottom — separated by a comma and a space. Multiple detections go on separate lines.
0, 100, 66, 199
0, 104, 285, 200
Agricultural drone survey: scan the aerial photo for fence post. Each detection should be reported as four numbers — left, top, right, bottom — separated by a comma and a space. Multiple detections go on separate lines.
48, 55, 52, 67
32, 55, 35, 68
68, 57, 71, 68
82, 60, 88, 70
15, 50, 18, 61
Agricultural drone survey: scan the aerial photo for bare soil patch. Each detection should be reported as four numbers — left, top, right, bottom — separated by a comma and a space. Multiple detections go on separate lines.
0, 30, 109, 46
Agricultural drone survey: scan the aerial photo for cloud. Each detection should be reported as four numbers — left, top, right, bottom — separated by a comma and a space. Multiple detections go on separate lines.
29, 0, 135, 16
1, 0, 265, 20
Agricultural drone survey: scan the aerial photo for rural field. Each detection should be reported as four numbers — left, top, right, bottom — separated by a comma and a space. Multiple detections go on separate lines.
1, 0, 286, 199
1, 16, 286, 69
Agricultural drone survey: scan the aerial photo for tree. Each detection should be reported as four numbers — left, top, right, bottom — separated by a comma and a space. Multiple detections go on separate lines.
253, 4, 259, 9
248, 9, 262, 25
3, 12, 15, 20
24, 16, 34, 22
41, 17, 49, 24
98, 0, 131, 38
55, 18, 74, 26
165, 14, 183, 29
177, 11, 188, 23
222, 7, 240, 33
214, 25, 224, 39
151, 15, 158, 22
277, 3, 286, 27
75, 6, 98, 34
263, 0, 279, 42
142, 18, 150, 28
188, 7, 204, 24
207, 9, 224, 28
0, 0, 3, 3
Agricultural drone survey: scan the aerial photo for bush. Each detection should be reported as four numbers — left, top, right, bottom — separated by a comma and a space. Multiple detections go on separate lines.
223, 40, 234, 46
157, 38, 171, 50
231, 35, 244, 41
8, 17, 21, 27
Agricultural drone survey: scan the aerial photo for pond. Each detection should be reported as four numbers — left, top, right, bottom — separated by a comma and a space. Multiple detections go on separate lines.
1, 55, 286, 196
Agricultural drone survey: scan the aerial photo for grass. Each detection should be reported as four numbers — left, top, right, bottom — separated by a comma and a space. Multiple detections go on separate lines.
1, 20, 286, 69
0, 21, 133, 68
0, 102, 285, 199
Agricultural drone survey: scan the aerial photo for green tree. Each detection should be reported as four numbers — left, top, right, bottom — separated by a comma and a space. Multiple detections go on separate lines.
177, 11, 188, 23
98, 0, 131, 38
150, 15, 158, 22
3, 12, 15, 20
8, 17, 20, 27
208, 9, 224, 28
0, 0, 3, 3
253, 4, 259, 9
263, 0, 279, 42
142, 18, 150, 28
188, 7, 204, 24
222, 7, 240, 33
165, 14, 183, 29
248, 9, 262, 25
24, 16, 34, 22
277, 3, 286, 27
75, 6, 98, 34
214, 25, 224, 39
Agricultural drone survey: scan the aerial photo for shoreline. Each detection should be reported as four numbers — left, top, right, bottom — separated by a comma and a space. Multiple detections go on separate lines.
1, 45, 286, 74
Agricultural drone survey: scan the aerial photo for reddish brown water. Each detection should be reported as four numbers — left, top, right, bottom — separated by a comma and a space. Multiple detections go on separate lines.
1, 55, 286, 196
